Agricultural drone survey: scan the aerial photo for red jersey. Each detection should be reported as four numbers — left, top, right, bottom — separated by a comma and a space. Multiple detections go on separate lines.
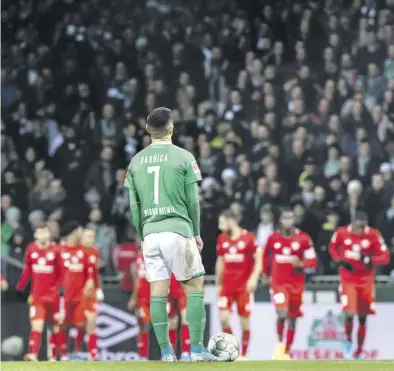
61, 245, 96, 302
116, 243, 137, 292
263, 229, 317, 287
217, 230, 259, 293
169, 275, 183, 297
329, 225, 390, 284
17, 242, 62, 302
135, 251, 150, 300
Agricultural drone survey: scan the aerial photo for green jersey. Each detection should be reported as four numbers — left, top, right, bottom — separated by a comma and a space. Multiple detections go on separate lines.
124, 141, 202, 239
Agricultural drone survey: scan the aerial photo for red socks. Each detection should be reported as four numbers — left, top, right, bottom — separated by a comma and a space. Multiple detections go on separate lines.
345, 320, 353, 342
88, 333, 98, 360
356, 324, 366, 353
57, 330, 69, 358
75, 327, 84, 352
137, 331, 149, 359
29, 331, 42, 356
285, 328, 295, 353
241, 330, 250, 357
223, 326, 232, 334
169, 329, 177, 352
181, 324, 190, 353
276, 321, 285, 342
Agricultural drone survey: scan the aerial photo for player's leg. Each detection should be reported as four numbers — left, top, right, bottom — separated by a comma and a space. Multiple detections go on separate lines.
354, 284, 375, 359
179, 308, 191, 359
143, 233, 173, 360
85, 310, 98, 361
58, 301, 76, 360
163, 232, 222, 361
237, 292, 253, 358
74, 327, 84, 353
136, 304, 150, 360
218, 294, 233, 334
340, 283, 357, 359
48, 300, 62, 361
168, 310, 179, 354
270, 287, 290, 360
284, 291, 303, 358
25, 302, 45, 361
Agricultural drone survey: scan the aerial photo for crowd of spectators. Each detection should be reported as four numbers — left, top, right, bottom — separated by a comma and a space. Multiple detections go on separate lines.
2, 0, 394, 285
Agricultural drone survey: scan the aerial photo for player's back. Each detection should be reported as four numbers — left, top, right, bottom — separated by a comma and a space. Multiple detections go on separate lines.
127, 143, 201, 239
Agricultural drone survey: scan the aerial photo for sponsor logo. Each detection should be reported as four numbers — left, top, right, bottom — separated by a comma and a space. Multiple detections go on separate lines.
97, 303, 139, 349
291, 310, 378, 360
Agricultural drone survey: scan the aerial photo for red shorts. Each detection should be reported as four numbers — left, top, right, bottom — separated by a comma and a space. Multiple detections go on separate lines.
167, 291, 187, 318
339, 281, 375, 316
136, 299, 151, 324
270, 284, 303, 318
218, 290, 253, 317
29, 298, 60, 324
64, 299, 97, 326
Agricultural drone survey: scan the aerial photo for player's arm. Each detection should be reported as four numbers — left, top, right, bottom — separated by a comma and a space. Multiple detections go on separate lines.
125, 166, 143, 240
247, 236, 262, 292
369, 232, 390, 266
128, 261, 139, 310
16, 245, 32, 291
184, 156, 202, 238
92, 250, 104, 301
215, 237, 224, 296
262, 235, 273, 278
83, 252, 98, 298
300, 236, 317, 270
328, 230, 354, 271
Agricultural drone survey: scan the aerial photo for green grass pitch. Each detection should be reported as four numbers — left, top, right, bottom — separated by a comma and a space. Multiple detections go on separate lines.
2, 361, 394, 371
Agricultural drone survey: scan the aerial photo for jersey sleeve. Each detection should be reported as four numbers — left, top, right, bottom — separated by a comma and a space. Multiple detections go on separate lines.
17, 245, 32, 291
249, 233, 259, 254
328, 229, 341, 262
216, 235, 224, 256
302, 234, 317, 270
262, 234, 273, 275
184, 152, 202, 184
125, 163, 143, 239
370, 231, 390, 266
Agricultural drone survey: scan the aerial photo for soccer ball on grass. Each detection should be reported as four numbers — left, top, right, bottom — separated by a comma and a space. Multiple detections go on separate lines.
207, 332, 240, 361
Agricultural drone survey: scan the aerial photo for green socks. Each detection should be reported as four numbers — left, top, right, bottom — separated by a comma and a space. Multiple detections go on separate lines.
186, 291, 206, 349
150, 296, 171, 351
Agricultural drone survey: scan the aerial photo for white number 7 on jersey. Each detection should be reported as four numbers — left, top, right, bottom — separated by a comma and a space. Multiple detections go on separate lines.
147, 166, 160, 205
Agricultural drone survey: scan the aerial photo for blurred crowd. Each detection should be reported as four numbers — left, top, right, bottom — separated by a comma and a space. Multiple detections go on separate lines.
1, 0, 394, 285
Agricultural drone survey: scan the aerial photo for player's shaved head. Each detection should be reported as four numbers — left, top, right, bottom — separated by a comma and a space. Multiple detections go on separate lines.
220, 209, 237, 220
146, 107, 173, 139
352, 210, 368, 232
34, 223, 51, 245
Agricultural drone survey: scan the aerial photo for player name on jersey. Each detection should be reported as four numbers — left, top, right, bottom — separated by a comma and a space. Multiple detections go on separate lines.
144, 206, 176, 216
140, 154, 168, 164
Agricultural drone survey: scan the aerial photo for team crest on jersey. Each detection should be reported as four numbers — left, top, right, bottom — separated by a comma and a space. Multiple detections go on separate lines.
191, 161, 200, 174
291, 241, 300, 250
361, 239, 370, 249
352, 244, 361, 252
38, 258, 46, 265
46, 252, 55, 261
344, 239, 352, 245
222, 242, 230, 249
77, 250, 84, 258
237, 241, 246, 249
282, 247, 291, 255
274, 242, 281, 249
31, 252, 39, 259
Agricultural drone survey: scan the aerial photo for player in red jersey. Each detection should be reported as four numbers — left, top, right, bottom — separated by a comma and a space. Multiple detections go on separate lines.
215, 210, 262, 359
128, 247, 151, 360
329, 211, 390, 359
263, 208, 317, 360
168, 275, 190, 361
59, 222, 97, 360
73, 227, 103, 360
17, 224, 64, 361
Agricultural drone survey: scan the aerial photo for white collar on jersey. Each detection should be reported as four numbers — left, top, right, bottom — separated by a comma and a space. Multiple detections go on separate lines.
151, 140, 172, 145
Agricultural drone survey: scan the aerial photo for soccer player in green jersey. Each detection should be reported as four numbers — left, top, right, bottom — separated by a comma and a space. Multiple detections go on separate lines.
124, 107, 222, 362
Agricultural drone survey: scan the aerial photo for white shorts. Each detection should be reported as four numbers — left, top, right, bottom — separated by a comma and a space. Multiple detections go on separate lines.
143, 232, 205, 282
